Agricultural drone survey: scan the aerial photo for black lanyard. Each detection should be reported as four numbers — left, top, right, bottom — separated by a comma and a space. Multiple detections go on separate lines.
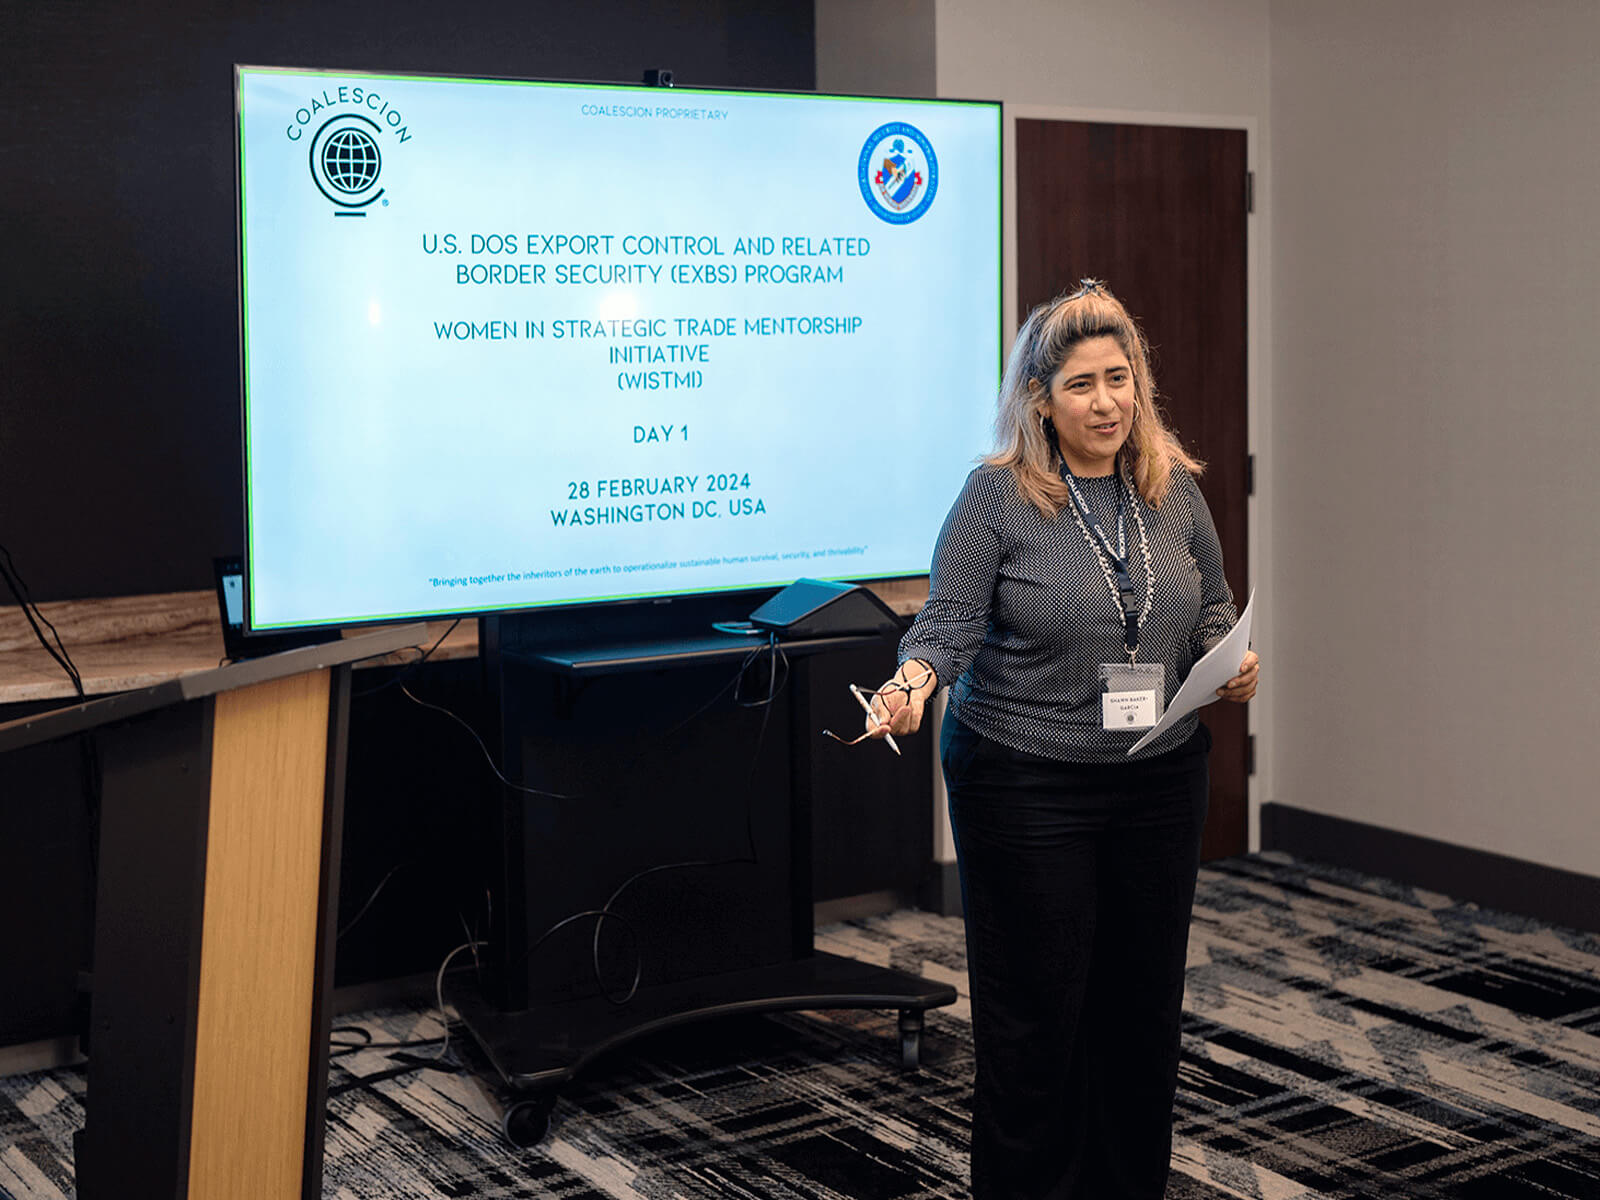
1059, 462, 1142, 658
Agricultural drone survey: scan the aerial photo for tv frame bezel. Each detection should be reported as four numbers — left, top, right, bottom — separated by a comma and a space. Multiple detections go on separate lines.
233, 62, 1003, 637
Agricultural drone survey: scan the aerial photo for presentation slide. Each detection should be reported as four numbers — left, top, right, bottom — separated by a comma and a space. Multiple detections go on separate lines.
237, 68, 1001, 630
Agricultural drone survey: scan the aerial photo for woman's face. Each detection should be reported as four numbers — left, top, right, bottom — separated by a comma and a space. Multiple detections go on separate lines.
1040, 335, 1136, 476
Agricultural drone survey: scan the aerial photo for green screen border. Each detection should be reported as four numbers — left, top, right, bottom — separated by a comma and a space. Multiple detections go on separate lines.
234, 64, 1004, 633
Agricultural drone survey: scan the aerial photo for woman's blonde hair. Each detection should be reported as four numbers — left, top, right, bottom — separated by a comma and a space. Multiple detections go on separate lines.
986, 281, 1202, 514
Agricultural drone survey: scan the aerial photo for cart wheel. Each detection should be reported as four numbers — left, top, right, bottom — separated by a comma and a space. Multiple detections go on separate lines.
898, 1009, 924, 1071
502, 1094, 556, 1148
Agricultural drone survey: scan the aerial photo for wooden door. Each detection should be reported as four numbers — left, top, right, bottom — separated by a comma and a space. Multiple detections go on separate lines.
1016, 118, 1250, 860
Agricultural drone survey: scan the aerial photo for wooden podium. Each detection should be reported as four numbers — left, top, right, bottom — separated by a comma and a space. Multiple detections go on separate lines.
0, 625, 421, 1200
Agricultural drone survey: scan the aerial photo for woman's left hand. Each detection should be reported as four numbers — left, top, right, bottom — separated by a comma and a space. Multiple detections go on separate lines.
1216, 650, 1259, 703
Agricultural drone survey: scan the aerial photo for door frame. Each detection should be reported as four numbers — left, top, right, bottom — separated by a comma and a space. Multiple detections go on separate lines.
929, 105, 1272, 879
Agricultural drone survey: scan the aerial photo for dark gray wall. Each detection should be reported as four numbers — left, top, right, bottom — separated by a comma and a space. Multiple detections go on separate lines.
1, 0, 814, 602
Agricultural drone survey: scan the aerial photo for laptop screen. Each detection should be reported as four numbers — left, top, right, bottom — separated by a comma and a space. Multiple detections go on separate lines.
220, 568, 244, 628
213, 556, 245, 633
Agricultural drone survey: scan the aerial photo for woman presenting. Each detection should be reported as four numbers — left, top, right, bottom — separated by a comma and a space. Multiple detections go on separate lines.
866, 281, 1258, 1199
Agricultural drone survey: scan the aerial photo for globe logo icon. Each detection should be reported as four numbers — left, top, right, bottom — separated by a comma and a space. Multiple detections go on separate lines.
320, 128, 381, 194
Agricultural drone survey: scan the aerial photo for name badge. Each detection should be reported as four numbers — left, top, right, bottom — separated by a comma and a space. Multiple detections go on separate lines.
1099, 663, 1164, 731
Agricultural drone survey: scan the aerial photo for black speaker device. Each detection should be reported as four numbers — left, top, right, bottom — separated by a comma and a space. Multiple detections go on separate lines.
747, 579, 904, 638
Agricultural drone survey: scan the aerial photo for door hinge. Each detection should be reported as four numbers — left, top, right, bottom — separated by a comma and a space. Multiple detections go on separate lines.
1247, 734, 1256, 776
1246, 171, 1255, 214
1246, 454, 1255, 496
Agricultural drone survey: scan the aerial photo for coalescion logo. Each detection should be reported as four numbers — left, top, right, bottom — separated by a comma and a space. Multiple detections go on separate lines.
283, 84, 413, 217
858, 122, 938, 225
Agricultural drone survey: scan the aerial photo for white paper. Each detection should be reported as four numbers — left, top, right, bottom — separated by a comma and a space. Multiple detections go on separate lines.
1127, 589, 1255, 755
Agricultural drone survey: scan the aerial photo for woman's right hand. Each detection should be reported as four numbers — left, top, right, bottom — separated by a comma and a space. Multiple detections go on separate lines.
866, 660, 938, 738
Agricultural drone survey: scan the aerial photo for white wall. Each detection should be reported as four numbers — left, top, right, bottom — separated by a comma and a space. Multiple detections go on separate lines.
934, 0, 1270, 118
823, 0, 1599, 882
1270, 0, 1600, 875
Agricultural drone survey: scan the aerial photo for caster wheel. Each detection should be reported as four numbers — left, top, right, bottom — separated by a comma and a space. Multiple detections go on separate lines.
898, 1009, 924, 1070
900, 1028, 922, 1070
502, 1095, 555, 1147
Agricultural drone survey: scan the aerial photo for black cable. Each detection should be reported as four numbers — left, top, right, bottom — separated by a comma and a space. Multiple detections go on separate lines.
328, 1026, 447, 1058
654, 665, 743, 739
399, 683, 579, 799
555, 636, 782, 1005
393, 635, 787, 1005
326, 1051, 460, 1096
393, 635, 769, 805
0, 543, 84, 698
336, 860, 413, 941
396, 634, 781, 801
353, 618, 461, 697
734, 633, 788, 707
328, 937, 484, 1097
503, 907, 646, 1007
710, 619, 765, 636
585, 634, 780, 1003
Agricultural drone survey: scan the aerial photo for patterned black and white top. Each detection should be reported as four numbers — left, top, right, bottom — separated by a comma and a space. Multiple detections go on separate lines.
899, 461, 1237, 762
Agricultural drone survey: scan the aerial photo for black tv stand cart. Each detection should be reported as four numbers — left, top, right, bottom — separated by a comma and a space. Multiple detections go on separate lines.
449, 602, 957, 1147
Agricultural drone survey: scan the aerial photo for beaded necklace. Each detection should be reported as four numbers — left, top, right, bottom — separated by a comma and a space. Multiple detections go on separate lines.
1059, 460, 1154, 661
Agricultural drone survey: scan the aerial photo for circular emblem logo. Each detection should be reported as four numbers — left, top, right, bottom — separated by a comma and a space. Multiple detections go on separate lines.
321, 128, 381, 193
857, 122, 939, 225
308, 114, 385, 213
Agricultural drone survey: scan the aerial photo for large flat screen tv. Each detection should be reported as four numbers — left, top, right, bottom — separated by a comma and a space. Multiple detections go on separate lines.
235, 66, 1002, 632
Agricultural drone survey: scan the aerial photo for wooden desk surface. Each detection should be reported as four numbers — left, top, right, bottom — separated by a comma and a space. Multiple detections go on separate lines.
0, 592, 476, 704
0, 579, 929, 705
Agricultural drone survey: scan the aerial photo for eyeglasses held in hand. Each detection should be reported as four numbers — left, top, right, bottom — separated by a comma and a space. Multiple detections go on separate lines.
821, 667, 936, 753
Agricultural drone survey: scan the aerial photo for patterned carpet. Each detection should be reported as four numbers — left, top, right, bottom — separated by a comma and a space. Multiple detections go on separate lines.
3, 853, 1599, 1198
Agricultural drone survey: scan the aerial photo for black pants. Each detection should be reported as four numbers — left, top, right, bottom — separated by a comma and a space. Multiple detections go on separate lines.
942, 716, 1211, 1200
